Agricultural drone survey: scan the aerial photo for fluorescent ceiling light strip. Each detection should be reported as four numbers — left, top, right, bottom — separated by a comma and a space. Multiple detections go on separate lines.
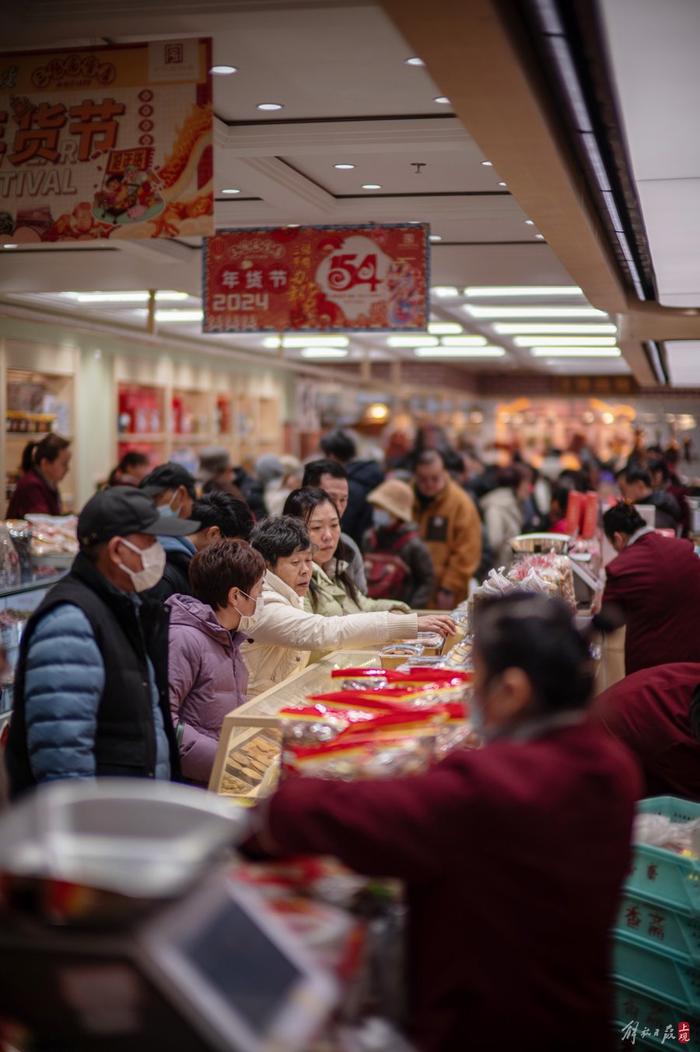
300, 348, 349, 359
283, 335, 349, 348
466, 306, 607, 318
154, 310, 203, 322
464, 286, 582, 297
415, 347, 506, 358
387, 335, 438, 347
529, 347, 621, 357
431, 286, 459, 298
428, 322, 463, 335
514, 335, 616, 347
69, 290, 189, 303
440, 335, 488, 347
494, 323, 617, 335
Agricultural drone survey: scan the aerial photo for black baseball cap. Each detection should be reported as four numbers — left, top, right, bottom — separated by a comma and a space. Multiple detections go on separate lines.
139, 462, 197, 499
78, 487, 200, 547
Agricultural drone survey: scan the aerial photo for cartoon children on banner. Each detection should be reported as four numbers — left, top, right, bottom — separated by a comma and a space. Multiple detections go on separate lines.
93, 151, 164, 225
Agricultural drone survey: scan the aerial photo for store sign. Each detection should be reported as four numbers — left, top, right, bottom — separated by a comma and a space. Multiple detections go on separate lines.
0, 39, 213, 243
202, 224, 429, 333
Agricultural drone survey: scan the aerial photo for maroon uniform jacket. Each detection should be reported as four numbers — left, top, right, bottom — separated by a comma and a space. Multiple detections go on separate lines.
593, 662, 700, 801
262, 719, 641, 1052
603, 530, 700, 674
6, 468, 62, 519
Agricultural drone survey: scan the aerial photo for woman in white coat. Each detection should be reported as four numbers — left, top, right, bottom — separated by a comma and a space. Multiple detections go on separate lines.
242, 516, 454, 698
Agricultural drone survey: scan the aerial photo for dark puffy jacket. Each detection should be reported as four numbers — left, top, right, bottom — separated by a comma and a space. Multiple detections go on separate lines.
343, 459, 385, 545
362, 523, 435, 608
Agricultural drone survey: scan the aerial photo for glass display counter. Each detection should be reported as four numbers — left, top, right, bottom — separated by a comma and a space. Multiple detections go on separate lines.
208, 650, 379, 804
0, 571, 66, 737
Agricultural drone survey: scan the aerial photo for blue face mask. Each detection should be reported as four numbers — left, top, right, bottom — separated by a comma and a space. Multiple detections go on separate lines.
374, 508, 395, 529
158, 493, 181, 518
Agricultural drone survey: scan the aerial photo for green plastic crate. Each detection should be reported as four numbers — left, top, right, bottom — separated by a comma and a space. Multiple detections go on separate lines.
613, 930, 700, 1014
616, 892, 700, 966
625, 797, 700, 915
613, 981, 698, 1049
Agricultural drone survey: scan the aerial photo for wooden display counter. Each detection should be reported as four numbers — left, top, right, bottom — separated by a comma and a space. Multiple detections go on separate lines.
208, 650, 379, 803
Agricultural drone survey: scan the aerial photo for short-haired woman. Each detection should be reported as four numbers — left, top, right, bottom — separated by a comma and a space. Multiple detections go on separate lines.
7, 434, 71, 519
283, 487, 411, 616
244, 515, 455, 697
248, 594, 641, 1051
167, 538, 266, 786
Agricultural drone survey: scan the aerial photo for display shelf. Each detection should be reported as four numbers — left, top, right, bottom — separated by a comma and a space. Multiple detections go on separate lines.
0, 571, 68, 719
117, 433, 168, 443
209, 650, 377, 801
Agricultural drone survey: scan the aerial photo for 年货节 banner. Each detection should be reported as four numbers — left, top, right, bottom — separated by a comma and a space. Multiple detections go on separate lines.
0, 39, 213, 242
202, 224, 430, 333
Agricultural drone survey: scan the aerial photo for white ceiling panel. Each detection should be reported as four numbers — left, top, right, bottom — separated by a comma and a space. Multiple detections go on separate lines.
283, 149, 504, 195
636, 179, 700, 307
665, 340, 700, 387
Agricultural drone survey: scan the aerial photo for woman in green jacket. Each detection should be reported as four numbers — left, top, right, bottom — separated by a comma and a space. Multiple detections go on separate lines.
283, 488, 410, 617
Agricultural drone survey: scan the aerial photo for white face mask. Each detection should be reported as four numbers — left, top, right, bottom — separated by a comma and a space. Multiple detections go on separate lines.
234, 588, 264, 632
374, 508, 396, 529
117, 538, 166, 592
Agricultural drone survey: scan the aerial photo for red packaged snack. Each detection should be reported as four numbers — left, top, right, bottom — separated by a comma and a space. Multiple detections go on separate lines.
565, 490, 584, 536
581, 491, 599, 539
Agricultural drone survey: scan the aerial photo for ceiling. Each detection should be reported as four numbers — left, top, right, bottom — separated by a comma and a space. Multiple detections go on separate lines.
599, 0, 700, 311
0, 0, 650, 380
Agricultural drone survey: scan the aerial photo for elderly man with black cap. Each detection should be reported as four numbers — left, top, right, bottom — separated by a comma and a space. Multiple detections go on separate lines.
5, 487, 199, 798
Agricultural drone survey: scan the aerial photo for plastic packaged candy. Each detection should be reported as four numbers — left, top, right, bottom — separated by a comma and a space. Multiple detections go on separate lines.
279, 698, 398, 749
283, 721, 440, 782
379, 642, 424, 669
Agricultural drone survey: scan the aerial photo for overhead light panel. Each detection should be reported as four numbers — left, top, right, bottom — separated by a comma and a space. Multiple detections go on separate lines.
514, 335, 616, 347
282, 335, 349, 348
415, 346, 506, 358
362, 183, 381, 190
465, 306, 607, 319
529, 347, 621, 357
210, 65, 238, 75
2, 243, 18, 249
428, 322, 463, 335
481, 161, 493, 167
67, 290, 189, 303
220, 188, 241, 195
465, 286, 583, 297
405, 57, 425, 66
257, 102, 284, 111
431, 286, 459, 298
441, 335, 488, 347
334, 163, 355, 170
429, 234, 442, 242
493, 323, 617, 335
154, 309, 204, 322
434, 96, 450, 105
300, 348, 349, 359
387, 335, 438, 348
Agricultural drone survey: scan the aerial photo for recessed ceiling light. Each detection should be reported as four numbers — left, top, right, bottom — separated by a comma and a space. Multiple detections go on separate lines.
429, 234, 442, 242
283, 335, 349, 348
524, 219, 535, 226
362, 183, 382, 190
431, 286, 459, 298
434, 96, 451, 105
221, 188, 241, 195
2, 243, 18, 249
531, 347, 622, 358
300, 347, 349, 359
257, 102, 284, 111
405, 57, 425, 66
415, 346, 506, 358
387, 335, 439, 348
210, 65, 238, 75
334, 163, 355, 170
465, 305, 607, 318
481, 161, 493, 167
441, 335, 488, 347
535, 234, 545, 240
428, 322, 463, 335
494, 323, 617, 334
515, 335, 616, 347
498, 181, 507, 187
465, 286, 583, 297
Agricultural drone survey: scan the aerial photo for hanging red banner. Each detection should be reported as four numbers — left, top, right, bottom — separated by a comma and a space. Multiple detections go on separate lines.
0, 39, 213, 242
202, 224, 430, 333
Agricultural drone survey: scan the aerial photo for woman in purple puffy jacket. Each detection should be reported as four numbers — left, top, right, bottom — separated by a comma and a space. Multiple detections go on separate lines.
167, 538, 265, 786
